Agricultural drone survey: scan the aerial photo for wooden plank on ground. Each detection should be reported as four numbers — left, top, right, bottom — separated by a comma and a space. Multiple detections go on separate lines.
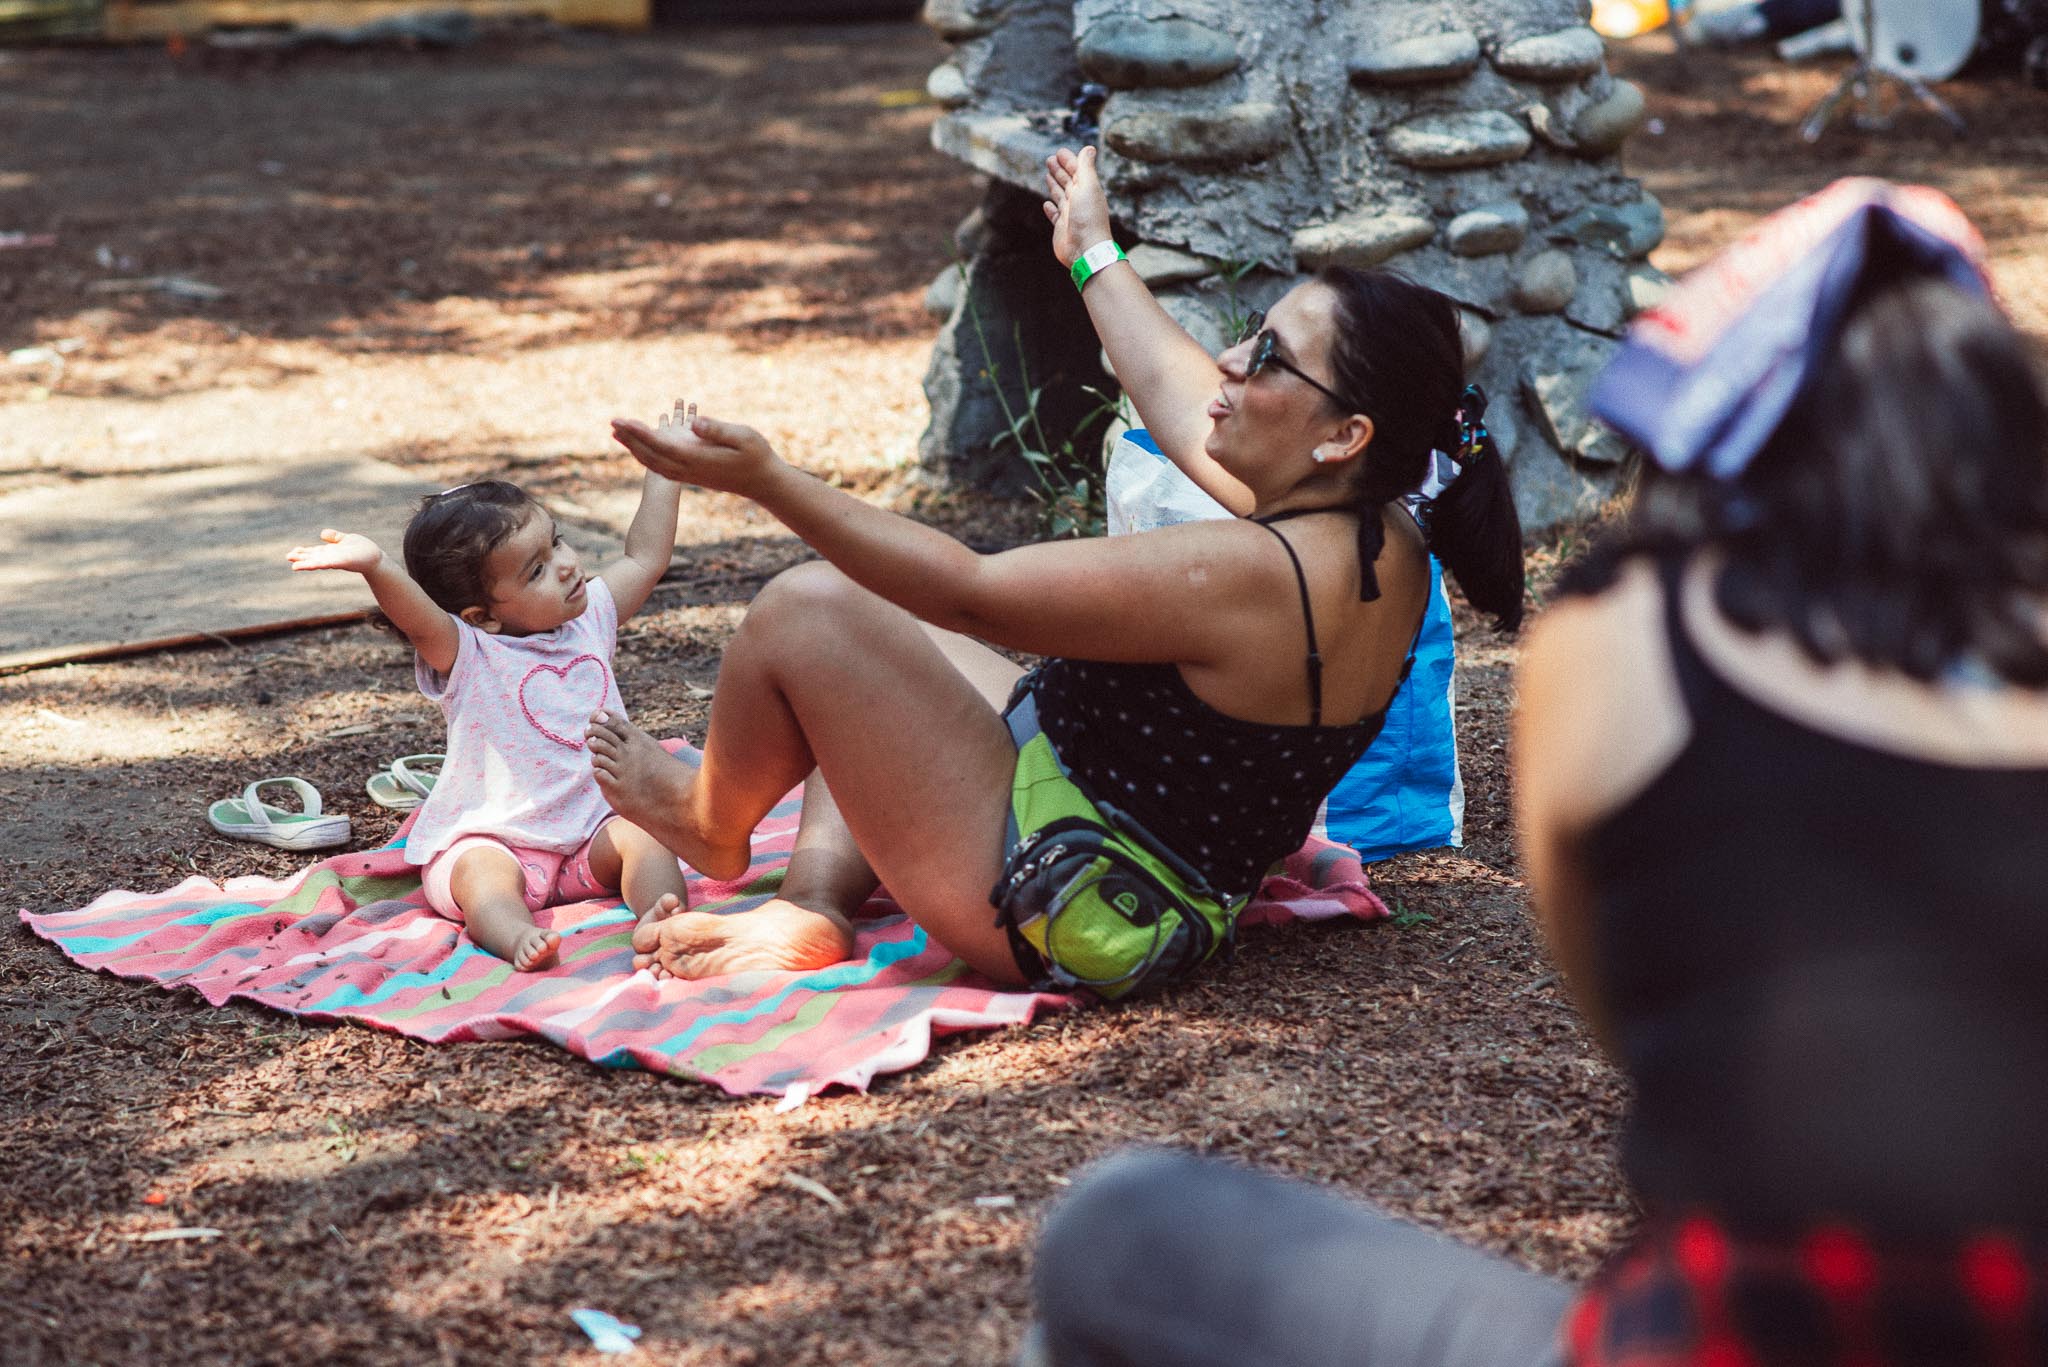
98, 0, 646, 39
0, 0, 102, 38
0, 455, 626, 674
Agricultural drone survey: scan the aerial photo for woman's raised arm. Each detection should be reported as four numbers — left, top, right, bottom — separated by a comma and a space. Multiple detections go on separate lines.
611, 411, 1271, 667
1043, 147, 1254, 515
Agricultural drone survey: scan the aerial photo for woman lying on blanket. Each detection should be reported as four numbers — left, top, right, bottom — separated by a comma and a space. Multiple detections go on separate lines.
588, 145, 1521, 996
1021, 182, 2048, 1365
288, 471, 693, 972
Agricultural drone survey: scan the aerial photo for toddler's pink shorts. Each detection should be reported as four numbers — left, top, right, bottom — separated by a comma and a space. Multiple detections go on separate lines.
419, 824, 616, 921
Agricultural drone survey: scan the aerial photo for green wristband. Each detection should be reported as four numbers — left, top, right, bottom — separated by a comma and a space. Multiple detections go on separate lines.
1070, 240, 1127, 293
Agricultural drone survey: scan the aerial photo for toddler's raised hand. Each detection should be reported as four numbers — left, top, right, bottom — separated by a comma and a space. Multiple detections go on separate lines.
656, 398, 697, 434
287, 529, 383, 575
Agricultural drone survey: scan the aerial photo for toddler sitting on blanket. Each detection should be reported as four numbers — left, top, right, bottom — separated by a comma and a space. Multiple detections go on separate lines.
287, 410, 696, 971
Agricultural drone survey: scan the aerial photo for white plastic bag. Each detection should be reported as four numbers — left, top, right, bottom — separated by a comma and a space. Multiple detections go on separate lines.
1105, 427, 1229, 534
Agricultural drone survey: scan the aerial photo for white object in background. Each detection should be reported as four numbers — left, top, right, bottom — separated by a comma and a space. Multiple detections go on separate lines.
569, 1309, 642, 1354
1844, 0, 1980, 80
1104, 428, 1231, 534
1688, 0, 1768, 43
1778, 17, 1853, 58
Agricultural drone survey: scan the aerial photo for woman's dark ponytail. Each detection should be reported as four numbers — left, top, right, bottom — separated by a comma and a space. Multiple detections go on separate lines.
1419, 386, 1525, 631
1317, 268, 1525, 630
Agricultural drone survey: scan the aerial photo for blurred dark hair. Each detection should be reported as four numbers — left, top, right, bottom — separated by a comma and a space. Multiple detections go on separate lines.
1558, 270, 2048, 685
1316, 266, 1525, 630
402, 480, 543, 616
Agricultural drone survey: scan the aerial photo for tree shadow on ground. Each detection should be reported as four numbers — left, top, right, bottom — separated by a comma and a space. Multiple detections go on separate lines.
0, 20, 976, 401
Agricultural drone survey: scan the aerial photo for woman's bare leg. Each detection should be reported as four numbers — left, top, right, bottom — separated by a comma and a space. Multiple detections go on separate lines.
622, 770, 864, 983
779, 774, 879, 928
630, 773, 865, 978
628, 625, 1025, 978
591, 563, 1029, 983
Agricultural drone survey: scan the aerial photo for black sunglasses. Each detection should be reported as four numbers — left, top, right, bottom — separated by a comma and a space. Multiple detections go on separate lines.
1234, 310, 1364, 414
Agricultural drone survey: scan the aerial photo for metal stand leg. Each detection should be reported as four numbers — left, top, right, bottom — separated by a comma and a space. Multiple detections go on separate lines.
1800, 65, 1869, 142
1800, 59, 1969, 141
1894, 69, 1969, 133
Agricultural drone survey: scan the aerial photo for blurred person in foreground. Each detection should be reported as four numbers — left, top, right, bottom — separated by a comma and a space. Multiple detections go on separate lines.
1021, 178, 2048, 1366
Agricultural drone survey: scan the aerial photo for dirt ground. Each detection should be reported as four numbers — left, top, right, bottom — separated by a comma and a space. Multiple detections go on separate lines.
5, 19, 2048, 1367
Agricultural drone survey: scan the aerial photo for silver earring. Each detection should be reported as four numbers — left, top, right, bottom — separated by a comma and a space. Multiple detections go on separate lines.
1310, 449, 1330, 464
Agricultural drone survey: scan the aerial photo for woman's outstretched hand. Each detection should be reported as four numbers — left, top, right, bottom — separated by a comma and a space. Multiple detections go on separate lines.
610, 400, 780, 498
1043, 145, 1112, 270
287, 529, 382, 575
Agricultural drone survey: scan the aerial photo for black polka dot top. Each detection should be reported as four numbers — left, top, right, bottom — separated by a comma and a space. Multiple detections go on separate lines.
1029, 656, 1387, 902
1028, 511, 1414, 902
1040, 502, 1409, 897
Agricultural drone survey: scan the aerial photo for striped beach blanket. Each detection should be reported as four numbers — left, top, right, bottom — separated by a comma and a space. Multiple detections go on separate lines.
19, 744, 1387, 1104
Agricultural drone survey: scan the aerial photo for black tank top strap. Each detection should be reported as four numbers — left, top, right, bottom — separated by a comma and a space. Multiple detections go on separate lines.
1657, 555, 1716, 722
1258, 503, 1382, 600
1251, 516, 1324, 727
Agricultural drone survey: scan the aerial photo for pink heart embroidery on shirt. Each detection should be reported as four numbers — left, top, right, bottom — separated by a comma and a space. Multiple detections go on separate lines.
518, 654, 609, 748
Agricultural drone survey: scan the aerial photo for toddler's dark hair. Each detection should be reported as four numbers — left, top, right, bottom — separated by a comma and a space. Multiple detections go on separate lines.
402, 480, 543, 616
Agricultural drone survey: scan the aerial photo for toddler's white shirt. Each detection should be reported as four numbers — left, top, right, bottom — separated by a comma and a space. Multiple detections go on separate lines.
404, 577, 626, 865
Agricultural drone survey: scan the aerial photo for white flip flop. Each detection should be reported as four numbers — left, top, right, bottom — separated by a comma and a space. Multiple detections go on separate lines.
364, 753, 445, 812
207, 777, 353, 851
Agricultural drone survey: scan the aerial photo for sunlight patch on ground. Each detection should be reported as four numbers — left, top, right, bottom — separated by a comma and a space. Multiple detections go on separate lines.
538, 238, 881, 314
1647, 202, 1761, 279
0, 329, 940, 476
206, 1125, 422, 1186
6, 701, 259, 764
674, 45, 762, 80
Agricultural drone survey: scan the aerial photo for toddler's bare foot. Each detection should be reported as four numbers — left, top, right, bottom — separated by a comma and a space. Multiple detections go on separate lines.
514, 927, 561, 971
585, 711, 751, 880
487, 926, 558, 972
631, 898, 855, 980
462, 897, 562, 971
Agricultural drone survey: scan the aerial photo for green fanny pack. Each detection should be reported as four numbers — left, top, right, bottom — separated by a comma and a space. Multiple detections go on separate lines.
991, 690, 1246, 1000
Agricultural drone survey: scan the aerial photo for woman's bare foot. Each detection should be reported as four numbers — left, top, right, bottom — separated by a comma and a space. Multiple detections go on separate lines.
585, 710, 752, 880
629, 897, 855, 979
628, 892, 685, 972
585, 713, 753, 881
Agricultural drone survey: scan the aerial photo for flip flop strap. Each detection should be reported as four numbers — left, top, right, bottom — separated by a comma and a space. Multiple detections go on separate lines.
391, 754, 442, 798
245, 776, 323, 824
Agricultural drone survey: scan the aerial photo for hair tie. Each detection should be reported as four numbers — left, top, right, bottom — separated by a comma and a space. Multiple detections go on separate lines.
1450, 384, 1491, 464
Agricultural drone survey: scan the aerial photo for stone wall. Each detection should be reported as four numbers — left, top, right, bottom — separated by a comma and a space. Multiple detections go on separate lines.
917, 0, 1670, 531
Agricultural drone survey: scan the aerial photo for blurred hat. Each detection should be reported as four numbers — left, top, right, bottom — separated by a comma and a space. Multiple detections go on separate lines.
1591, 178, 1993, 480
